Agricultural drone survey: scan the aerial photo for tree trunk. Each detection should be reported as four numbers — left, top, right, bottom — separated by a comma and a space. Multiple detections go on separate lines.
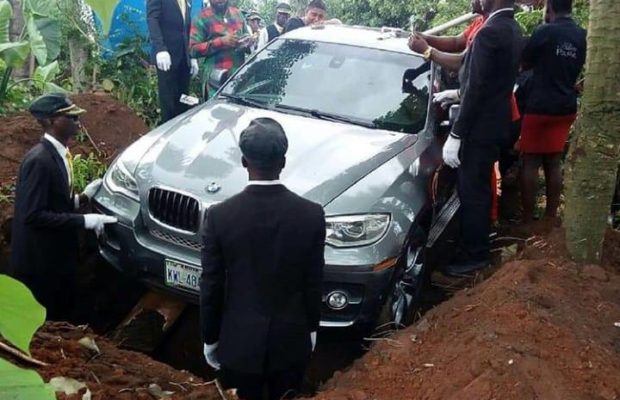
564, 0, 620, 262
69, 38, 89, 92
8, 0, 30, 79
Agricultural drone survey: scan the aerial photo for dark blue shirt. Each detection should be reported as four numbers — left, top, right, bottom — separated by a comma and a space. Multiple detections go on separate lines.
522, 17, 586, 115
284, 17, 305, 33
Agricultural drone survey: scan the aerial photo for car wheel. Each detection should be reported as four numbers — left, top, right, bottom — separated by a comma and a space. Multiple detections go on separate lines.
377, 230, 428, 329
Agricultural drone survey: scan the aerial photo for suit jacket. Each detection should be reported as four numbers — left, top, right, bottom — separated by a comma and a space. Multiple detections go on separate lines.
200, 184, 325, 374
8, 139, 84, 278
147, 0, 192, 68
453, 9, 523, 145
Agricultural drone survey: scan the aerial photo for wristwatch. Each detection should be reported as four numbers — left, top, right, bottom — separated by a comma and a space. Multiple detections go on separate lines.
422, 46, 433, 61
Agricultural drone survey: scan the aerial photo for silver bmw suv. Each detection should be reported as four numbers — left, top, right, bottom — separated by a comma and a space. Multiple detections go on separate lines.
94, 24, 448, 330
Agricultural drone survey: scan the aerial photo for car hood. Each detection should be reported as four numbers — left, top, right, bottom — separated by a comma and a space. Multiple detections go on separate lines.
134, 101, 417, 206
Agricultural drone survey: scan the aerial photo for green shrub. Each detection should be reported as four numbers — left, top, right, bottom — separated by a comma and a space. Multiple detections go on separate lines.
72, 152, 106, 193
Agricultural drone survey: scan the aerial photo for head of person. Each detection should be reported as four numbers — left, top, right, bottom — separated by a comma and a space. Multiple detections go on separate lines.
304, 0, 326, 26
209, 0, 229, 14
545, 0, 572, 22
481, 0, 514, 14
239, 118, 288, 180
275, 2, 292, 27
246, 11, 262, 33
29, 93, 85, 144
471, 0, 483, 15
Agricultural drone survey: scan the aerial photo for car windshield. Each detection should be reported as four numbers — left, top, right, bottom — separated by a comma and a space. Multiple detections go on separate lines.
220, 39, 430, 134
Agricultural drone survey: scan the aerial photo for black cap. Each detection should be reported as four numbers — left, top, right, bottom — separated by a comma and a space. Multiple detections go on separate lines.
29, 93, 86, 120
239, 118, 288, 169
276, 2, 292, 14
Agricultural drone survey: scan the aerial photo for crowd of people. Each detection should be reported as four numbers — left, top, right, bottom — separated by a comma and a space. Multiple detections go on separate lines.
147, 0, 331, 116
5, 0, 587, 399
409, 0, 585, 275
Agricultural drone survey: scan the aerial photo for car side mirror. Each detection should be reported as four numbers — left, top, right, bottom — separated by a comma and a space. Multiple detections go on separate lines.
438, 104, 460, 136
208, 69, 230, 90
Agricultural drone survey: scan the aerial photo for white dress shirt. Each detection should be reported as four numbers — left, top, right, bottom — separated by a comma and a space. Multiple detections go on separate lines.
256, 23, 284, 50
43, 133, 79, 209
247, 179, 282, 186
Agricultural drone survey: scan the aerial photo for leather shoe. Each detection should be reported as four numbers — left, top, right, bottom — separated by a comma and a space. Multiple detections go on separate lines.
444, 259, 489, 277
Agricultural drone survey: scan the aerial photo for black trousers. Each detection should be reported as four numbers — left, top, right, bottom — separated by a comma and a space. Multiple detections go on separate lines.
457, 141, 499, 262
13, 273, 75, 321
156, 61, 190, 124
221, 365, 305, 400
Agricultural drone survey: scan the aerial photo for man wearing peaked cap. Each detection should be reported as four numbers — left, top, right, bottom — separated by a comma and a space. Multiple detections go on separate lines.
238, 117, 288, 168
7, 93, 117, 320
200, 117, 325, 400
256, 2, 292, 49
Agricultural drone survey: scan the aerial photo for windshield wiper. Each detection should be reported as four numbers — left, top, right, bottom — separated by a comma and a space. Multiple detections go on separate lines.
273, 104, 377, 129
219, 93, 269, 109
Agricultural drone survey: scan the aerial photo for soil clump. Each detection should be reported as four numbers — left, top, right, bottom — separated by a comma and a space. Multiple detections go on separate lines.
23, 322, 227, 400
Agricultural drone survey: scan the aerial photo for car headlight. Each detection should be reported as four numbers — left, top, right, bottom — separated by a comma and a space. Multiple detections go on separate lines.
325, 214, 390, 248
104, 159, 139, 201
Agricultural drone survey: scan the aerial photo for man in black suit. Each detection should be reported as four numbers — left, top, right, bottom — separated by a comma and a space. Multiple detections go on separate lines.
200, 118, 325, 400
256, 3, 292, 49
147, 0, 199, 124
8, 93, 117, 319
442, 0, 522, 275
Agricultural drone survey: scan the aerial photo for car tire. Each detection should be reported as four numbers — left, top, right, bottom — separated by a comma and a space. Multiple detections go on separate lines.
376, 226, 428, 330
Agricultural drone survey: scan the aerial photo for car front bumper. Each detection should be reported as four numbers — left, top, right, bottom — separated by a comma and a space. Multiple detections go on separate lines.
94, 201, 395, 329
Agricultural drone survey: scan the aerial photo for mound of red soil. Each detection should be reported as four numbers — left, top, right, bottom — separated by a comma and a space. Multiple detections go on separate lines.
313, 238, 620, 399
28, 322, 227, 400
0, 93, 148, 183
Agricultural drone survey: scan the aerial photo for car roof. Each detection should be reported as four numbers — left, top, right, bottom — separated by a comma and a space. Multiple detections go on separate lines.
280, 24, 421, 56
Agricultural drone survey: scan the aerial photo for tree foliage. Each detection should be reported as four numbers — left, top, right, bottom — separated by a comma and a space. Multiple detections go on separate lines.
326, 0, 470, 30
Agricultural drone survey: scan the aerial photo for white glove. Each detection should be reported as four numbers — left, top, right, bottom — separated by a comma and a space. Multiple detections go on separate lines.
310, 331, 317, 352
84, 214, 118, 237
203, 342, 220, 370
442, 135, 462, 169
433, 89, 460, 109
82, 178, 102, 200
156, 51, 171, 71
190, 59, 199, 77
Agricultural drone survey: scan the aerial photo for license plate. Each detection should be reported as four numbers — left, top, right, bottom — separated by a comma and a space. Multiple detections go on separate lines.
165, 259, 201, 291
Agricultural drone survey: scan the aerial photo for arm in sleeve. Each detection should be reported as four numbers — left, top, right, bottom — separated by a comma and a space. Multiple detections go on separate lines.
256, 27, 269, 50
146, 0, 167, 53
200, 207, 226, 344
304, 206, 326, 331
521, 25, 547, 70
451, 27, 498, 140
189, 14, 227, 58
21, 159, 84, 230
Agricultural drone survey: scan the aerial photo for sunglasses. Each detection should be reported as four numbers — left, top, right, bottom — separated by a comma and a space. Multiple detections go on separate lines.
66, 115, 80, 121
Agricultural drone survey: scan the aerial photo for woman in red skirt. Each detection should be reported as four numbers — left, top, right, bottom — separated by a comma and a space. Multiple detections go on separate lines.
519, 0, 586, 223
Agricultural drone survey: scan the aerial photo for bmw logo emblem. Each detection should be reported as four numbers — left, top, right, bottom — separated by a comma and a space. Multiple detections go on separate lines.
206, 182, 221, 194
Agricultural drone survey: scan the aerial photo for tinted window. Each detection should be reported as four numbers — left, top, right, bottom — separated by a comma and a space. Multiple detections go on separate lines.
221, 39, 430, 134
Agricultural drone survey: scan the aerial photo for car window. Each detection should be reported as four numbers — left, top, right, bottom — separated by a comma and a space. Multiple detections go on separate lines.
221, 39, 430, 134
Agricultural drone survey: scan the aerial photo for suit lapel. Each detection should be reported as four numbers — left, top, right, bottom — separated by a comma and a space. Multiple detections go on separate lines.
41, 139, 70, 198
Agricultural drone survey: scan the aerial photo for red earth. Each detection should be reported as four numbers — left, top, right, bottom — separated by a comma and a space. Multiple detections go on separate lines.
24, 322, 229, 400
311, 230, 620, 400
